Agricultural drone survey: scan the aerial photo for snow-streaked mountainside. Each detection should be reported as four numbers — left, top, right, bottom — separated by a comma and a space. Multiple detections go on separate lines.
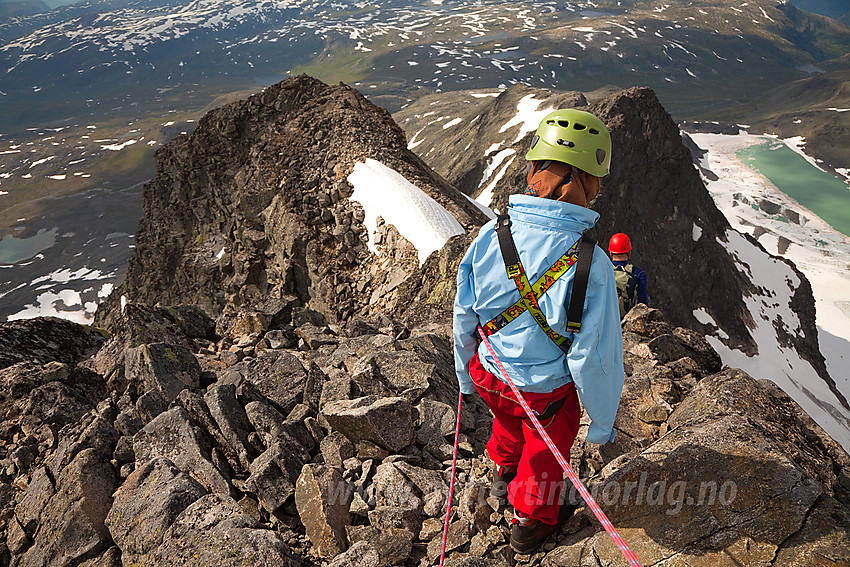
690, 132, 850, 450
2, 0, 849, 326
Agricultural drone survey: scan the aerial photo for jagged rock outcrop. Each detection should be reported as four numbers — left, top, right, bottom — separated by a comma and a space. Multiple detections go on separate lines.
96, 75, 488, 330
4, 300, 849, 567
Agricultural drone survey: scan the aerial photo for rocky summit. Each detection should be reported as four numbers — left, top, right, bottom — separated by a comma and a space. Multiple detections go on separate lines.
1, 76, 849, 567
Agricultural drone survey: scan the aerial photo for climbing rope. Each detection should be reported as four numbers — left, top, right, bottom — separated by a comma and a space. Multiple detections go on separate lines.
438, 389, 463, 567
475, 326, 643, 566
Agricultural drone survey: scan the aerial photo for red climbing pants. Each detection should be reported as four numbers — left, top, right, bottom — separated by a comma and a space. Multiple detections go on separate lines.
469, 353, 581, 525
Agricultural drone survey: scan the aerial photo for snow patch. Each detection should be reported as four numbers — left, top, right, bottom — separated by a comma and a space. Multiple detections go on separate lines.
347, 159, 464, 265
499, 94, 554, 144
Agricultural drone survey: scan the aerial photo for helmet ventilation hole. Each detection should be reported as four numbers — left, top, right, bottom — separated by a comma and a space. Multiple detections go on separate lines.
573, 123, 586, 130
589, 128, 600, 135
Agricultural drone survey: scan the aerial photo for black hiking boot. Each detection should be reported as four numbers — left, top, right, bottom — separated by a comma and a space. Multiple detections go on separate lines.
509, 515, 559, 554
509, 503, 579, 554
489, 464, 516, 502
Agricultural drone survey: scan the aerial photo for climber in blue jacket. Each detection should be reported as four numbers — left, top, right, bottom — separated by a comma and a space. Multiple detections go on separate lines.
453, 108, 625, 553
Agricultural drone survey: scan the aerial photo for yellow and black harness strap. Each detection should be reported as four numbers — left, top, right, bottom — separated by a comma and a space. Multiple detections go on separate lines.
482, 214, 595, 355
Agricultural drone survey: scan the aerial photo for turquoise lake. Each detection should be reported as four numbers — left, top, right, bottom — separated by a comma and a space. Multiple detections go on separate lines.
0, 228, 58, 265
737, 140, 850, 238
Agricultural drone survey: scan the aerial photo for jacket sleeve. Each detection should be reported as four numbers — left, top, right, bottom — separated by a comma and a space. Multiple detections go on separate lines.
453, 243, 480, 395
567, 247, 625, 444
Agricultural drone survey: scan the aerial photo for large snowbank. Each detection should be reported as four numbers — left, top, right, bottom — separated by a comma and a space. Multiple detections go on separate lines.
347, 158, 465, 265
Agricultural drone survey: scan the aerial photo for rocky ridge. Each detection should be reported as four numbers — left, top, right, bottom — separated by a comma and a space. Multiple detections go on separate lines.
1, 301, 848, 566
1, 76, 848, 566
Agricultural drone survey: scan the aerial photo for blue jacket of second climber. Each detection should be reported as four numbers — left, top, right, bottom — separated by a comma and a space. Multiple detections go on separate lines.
453, 194, 625, 444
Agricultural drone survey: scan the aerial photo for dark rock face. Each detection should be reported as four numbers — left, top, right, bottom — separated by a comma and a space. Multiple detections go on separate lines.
0, 317, 106, 371
98, 75, 488, 328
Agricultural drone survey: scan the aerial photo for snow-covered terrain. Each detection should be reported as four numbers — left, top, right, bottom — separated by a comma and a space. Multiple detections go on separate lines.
347, 158, 465, 265
691, 132, 850, 451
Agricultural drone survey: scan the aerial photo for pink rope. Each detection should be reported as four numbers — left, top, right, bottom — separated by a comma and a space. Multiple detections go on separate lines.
439, 389, 463, 566
477, 326, 643, 566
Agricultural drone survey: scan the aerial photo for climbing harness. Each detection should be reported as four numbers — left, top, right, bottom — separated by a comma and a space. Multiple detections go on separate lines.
438, 389, 463, 567
476, 327, 643, 566
444, 212, 640, 565
482, 214, 595, 352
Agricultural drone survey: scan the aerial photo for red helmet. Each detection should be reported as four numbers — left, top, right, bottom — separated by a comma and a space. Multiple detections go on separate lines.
608, 233, 632, 254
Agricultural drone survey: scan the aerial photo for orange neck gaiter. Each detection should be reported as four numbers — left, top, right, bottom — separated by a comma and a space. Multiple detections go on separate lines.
525, 160, 601, 207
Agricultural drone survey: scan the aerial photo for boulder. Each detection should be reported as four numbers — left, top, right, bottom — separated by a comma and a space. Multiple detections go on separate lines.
244, 400, 312, 460
321, 396, 415, 452
105, 457, 207, 563
367, 505, 423, 535
295, 464, 353, 559
347, 525, 413, 567
14, 466, 55, 536
320, 431, 356, 468
19, 449, 117, 567
218, 350, 308, 415
328, 540, 380, 567
204, 383, 258, 468
146, 493, 299, 567
244, 442, 305, 517
133, 407, 231, 494
125, 342, 201, 403
547, 369, 850, 565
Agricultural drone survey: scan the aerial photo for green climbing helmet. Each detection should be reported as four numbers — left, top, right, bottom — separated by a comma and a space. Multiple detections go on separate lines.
525, 109, 611, 177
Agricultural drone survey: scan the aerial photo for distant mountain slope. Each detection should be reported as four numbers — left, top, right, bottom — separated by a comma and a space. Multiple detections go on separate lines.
2, 0, 850, 133
0, 0, 48, 17
712, 64, 850, 171
790, 0, 850, 21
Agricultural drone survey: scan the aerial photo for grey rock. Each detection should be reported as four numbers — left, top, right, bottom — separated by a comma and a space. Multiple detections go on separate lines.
373, 461, 422, 510
265, 329, 296, 350
347, 525, 413, 567
328, 540, 380, 567
219, 350, 308, 415
295, 323, 339, 350
45, 415, 120, 479
295, 463, 353, 559
426, 518, 472, 562
135, 388, 168, 423
204, 383, 258, 468
77, 546, 122, 567
133, 407, 231, 494
112, 435, 135, 465
321, 396, 414, 452
147, 493, 299, 567
367, 505, 423, 535
320, 431, 356, 468
105, 457, 206, 564
114, 410, 143, 436
125, 343, 201, 403
15, 466, 55, 536
19, 449, 117, 567
244, 400, 312, 461
417, 399, 456, 445
0, 318, 106, 371
7, 514, 30, 555
244, 442, 304, 517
